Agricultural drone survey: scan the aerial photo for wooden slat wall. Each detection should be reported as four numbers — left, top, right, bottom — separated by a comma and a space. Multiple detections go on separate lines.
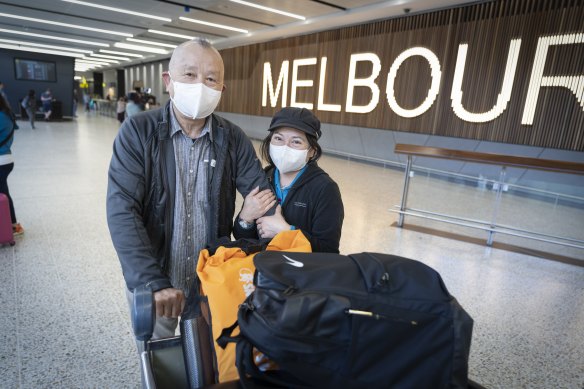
218, 0, 584, 151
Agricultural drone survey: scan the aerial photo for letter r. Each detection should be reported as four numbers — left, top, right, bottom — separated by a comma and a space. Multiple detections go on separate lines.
522, 33, 584, 125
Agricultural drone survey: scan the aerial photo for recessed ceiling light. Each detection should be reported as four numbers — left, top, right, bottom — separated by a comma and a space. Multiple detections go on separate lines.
178, 17, 248, 33
229, 0, 305, 20
0, 43, 84, 57
0, 27, 109, 47
75, 64, 101, 69
0, 12, 133, 37
75, 62, 101, 67
61, 0, 172, 22
126, 38, 177, 48
114, 42, 169, 54
99, 49, 143, 58
0, 38, 93, 53
90, 53, 130, 61
77, 59, 112, 65
148, 29, 195, 40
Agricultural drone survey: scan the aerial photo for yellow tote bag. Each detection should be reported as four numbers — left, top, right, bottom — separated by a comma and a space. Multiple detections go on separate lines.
196, 230, 312, 382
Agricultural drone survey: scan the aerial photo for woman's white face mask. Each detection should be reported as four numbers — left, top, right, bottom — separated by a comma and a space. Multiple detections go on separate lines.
269, 144, 309, 174
169, 75, 222, 119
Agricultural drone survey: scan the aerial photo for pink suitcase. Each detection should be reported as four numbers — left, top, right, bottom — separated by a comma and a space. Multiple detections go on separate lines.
0, 193, 15, 246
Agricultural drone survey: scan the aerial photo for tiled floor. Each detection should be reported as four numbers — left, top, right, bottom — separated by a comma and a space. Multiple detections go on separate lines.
0, 111, 582, 388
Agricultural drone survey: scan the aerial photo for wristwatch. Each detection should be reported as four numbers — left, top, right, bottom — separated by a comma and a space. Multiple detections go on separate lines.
238, 216, 254, 230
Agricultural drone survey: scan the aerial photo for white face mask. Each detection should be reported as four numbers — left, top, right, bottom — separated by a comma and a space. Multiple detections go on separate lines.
269, 144, 309, 174
169, 76, 222, 119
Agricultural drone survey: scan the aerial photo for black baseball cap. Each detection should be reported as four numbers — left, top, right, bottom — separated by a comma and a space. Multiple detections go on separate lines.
268, 107, 321, 139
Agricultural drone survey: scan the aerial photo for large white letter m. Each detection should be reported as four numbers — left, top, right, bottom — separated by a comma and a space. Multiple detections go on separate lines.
262, 61, 289, 108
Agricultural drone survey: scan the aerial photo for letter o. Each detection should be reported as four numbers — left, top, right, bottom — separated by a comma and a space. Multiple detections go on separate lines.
386, 47, 442, 118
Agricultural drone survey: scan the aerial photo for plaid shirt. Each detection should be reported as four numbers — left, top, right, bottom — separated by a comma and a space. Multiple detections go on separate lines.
167, 105, 212, 297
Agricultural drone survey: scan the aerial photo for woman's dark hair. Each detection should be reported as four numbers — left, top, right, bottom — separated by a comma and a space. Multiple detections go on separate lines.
260, 129, 322, 168
28, 89, 35, 97
0, 93, 12, 115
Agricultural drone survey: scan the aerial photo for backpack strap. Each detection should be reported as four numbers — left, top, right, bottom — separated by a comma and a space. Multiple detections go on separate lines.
218, 319, 311, 389
0, 128, 14, 148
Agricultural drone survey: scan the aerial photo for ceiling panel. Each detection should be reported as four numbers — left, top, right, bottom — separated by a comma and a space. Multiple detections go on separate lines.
0, 0, 481, 71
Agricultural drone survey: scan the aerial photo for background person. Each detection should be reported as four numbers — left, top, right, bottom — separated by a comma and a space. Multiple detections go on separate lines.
72, 89, 78, 118
0, 95, 24, 236
21, 90, 37, 129
106, 38, 271, 344
0, 81, 10, 109
116, 96, 126, 123
40, 88, 53, 121
235, 107, 344, 253
125, 93, 142, 118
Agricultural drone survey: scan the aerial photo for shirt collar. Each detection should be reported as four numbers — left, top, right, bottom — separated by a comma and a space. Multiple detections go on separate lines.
169, 101, 213, 140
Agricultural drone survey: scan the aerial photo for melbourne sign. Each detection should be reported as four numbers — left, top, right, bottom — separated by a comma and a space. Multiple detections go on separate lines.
219, 2, 584, 150
262, 33, 584, 126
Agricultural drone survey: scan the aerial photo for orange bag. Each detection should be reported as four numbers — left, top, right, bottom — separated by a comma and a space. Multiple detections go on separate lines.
196, 230, 312, 382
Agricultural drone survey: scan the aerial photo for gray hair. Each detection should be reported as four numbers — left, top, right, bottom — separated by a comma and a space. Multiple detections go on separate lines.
169, 37, 218, 70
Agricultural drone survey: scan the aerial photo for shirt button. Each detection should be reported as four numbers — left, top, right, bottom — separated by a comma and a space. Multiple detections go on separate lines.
187, 236, 191, 240
187, 257, 190, 260
187, 214, 191, 218
187, 192, 191, 196
190, 169, 194, 173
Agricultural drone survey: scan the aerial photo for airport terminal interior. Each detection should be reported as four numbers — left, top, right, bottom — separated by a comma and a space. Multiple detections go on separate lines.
0, 111, 581, 389
0, 0, 583, 388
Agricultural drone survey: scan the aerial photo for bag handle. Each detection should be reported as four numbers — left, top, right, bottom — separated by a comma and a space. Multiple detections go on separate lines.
348, 253, 391, 292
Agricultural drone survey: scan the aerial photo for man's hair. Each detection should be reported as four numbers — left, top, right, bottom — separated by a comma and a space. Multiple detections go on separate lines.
191, 37, 212, 48
168, 37, 217, 71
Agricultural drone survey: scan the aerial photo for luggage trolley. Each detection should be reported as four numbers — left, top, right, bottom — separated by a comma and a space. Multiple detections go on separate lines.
131, 285, 216, 389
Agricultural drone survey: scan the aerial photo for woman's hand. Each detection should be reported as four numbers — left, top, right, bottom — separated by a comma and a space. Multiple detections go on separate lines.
239, 186, 276, 223
256, 205, 290, 238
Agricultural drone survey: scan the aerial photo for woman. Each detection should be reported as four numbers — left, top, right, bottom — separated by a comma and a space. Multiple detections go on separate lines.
22, 90, 37, 129
234, 107, 344, 253
0, 94, 24, 235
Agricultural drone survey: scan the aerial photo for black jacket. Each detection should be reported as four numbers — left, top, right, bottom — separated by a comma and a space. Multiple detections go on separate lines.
234, 162, 344, 253
107, 102, 269, 292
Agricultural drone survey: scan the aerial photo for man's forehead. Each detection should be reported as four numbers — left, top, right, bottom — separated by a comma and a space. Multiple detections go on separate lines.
171, 45, 223, 70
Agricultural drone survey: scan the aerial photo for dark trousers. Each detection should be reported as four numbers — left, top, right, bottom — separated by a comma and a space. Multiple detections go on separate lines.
0, 163, 16, 224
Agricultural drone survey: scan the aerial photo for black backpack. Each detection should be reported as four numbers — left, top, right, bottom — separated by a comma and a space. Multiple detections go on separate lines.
220, 251, 474, 389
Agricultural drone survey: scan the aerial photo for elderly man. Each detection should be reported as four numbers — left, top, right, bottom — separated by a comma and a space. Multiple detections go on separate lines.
107, 38, 275, 340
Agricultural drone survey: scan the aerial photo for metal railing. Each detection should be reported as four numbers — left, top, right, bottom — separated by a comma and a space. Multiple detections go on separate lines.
393, 144, 584, 251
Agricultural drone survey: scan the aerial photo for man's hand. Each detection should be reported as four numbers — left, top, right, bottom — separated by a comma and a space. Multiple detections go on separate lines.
256, 205, 290, 239
239, 186, 277, 223
153, 287, 185, 318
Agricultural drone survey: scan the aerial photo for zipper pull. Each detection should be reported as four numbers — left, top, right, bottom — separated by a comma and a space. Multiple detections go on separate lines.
375, 272, 390, 289
239, 302, 255, 312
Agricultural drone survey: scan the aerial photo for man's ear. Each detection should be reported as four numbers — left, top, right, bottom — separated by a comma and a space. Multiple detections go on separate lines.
162, 72, 171, 91
221, 83, 226, 92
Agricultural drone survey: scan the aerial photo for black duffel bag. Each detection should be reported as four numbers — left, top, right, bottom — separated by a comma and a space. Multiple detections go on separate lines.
219, 251, 474, 389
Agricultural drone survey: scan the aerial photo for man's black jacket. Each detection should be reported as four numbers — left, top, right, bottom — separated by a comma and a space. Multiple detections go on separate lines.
107, 102, 269, 292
